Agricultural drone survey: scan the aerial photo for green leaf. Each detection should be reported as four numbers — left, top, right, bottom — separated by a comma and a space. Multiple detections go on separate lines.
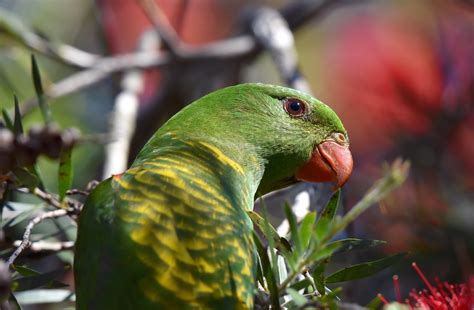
329, 238, 386, 254
307, 241, 341, 262
284, 202, 302, 255
326, 253, 406, 283
366, 296, 383, 309
12, 266, 69, 292
312, 260, 328, 295
0, 182, 11, 222
315, 190, 340, 241
8, 293, 22, 310
14, 265, 38, 277
289, 278, 311, 291
2, 109, 13, 131
26, 165, 45, 191
247, 210, 291, 256
286, 288, 307, 306
253, 232, 280, 309
299, 211, 316, 251
13, 95, 23, 135
58, 147, 73, 201
12, 167, 38, 190
31, 55, 51, 124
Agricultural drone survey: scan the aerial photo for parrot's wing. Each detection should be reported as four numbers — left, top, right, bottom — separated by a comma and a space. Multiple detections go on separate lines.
75, 164, 255, 309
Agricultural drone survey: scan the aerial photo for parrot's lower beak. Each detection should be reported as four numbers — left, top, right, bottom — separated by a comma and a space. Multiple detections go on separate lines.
295, 139, 353, 189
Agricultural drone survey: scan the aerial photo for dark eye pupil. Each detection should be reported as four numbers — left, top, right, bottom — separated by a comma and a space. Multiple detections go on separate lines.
289, 101, 301, 111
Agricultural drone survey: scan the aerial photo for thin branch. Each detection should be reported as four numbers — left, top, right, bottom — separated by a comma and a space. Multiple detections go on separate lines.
13, 0, 343, 117
102, 30, 159, 179
17, 187, 62, 209
12, 240, 74, 252
6, 208, 68, 267
137, 0, 181, 53
65, 189, 89, 196
0, 7, 100, 68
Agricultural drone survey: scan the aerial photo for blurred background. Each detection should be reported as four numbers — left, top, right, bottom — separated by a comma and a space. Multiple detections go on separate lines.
0, 0, 473, 307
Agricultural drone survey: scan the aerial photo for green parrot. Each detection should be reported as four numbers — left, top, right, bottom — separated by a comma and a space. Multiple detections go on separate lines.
74, 83, 353, 309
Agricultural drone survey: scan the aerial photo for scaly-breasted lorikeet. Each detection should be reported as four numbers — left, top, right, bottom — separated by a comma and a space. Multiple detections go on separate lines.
74, 83, 353, 309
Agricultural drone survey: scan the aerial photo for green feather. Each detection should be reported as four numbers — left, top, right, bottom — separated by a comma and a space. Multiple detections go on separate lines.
74, 83, 348, 309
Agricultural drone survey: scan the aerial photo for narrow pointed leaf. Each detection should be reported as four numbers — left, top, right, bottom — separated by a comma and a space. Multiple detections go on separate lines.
26, 165, 45, 191
253, 232, 280, 309
12, 167, 38, 190
58, 147, 73, 201
13, 95, 23, 134
12, 266, 69, 292
299, 211, 316, 250
366, 296, 383, 309
286, 288, 307, 306
313, 260, 328, 295
2, 109, 13, 130
31, 55, 51, 124
284, 202, 302, 256
326, 253, 406, 283
289, 278, 311, 291
329, 238, 386, 254
315, 189, 340, 241
308, 241, 341, 262
247, 210, 291, 255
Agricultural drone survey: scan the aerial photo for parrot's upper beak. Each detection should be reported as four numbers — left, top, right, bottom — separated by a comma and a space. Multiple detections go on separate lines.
295, 134, 353, 189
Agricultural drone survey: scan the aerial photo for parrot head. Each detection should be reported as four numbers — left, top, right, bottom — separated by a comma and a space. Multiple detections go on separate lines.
151, 83, 353, 195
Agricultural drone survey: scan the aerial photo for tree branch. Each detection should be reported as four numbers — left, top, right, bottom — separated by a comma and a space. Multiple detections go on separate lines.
6, 208, 69, 267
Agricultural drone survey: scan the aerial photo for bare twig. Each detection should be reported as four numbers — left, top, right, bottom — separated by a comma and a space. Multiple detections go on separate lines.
16, 187, 62, 209
17, 51, 171, 117
12, 0, 345, 118
6, 208, 68, 267
102, 30, 159, 179
0, 7, 100, 68
12, 240, 74, 253
65, 189, 89, 196
137, 0, 181, 53
251, 7, 312, 94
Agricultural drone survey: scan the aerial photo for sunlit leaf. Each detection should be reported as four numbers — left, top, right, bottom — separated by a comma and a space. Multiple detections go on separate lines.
286, 288, 307, 306
247, 210, 291, 255
289, 278, 311, 291
366, 296, 383, 309
307, 241, 341, 262
326, 253, 406, 283
299, 211, 316, 251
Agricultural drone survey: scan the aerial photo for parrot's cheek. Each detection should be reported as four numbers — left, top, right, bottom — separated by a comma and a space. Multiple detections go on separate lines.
295, 141, 353, 189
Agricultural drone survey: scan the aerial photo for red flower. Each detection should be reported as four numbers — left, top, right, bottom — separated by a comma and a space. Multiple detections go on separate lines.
379, 263, 474, 309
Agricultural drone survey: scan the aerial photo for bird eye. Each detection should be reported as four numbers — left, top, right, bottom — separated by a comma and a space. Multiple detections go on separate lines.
283, 98, 307, 117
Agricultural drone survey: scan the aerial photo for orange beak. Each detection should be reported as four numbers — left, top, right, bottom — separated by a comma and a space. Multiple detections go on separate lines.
295, 140, 353, 189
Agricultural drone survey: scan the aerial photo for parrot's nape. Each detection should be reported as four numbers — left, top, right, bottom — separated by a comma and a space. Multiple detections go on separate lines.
74, 83, 353, 309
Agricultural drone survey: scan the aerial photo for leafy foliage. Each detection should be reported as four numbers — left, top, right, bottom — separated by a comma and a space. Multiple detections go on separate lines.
251, 160, 409, 309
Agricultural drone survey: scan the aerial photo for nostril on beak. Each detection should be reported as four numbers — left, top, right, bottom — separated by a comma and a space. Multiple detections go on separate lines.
334, 133, 347, 145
